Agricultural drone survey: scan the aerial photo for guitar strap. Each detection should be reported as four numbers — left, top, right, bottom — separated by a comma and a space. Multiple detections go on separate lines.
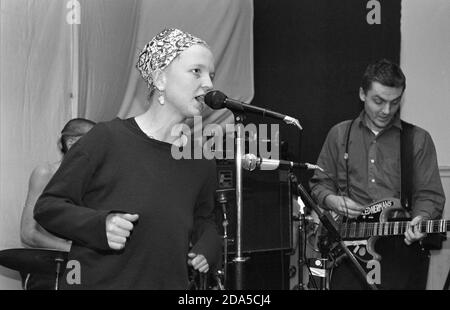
344, 119, 355, 198
400, 120, 414, 212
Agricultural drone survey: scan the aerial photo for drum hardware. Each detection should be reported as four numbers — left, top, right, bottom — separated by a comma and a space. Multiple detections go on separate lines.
216, 188, 233, 289
0, 248, 68, 290
289, 172, 309, 290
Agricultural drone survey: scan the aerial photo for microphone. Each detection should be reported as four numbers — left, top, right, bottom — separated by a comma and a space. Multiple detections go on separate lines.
241, 153, 323, 171
204, 90, 303, 130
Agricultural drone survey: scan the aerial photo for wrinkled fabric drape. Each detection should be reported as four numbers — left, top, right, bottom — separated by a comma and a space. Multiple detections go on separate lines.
117, 0, 254, 128
78, 0, 141, 121
77, 0, 254, 126
0, 0, 72, 288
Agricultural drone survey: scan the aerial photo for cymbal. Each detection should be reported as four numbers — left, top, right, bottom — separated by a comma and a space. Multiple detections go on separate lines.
0, 248, 68, 274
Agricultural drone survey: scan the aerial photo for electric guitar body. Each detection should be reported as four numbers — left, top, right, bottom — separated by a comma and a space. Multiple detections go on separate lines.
321, 197, 448, 264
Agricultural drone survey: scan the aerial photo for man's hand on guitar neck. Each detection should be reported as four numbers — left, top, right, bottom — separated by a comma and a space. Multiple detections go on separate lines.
324, 195, 366, 219
404, 215, 427, 245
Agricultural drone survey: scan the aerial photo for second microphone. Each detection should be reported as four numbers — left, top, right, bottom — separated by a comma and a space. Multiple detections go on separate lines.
241, 154, 321, 171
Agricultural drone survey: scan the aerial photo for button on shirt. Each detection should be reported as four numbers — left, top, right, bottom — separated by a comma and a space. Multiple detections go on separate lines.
309, 111, 445, 220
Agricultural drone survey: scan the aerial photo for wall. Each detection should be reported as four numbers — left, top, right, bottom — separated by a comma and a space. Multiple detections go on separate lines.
427, 169, 450, 290
400, 0, 450, 290
401, 0, 450, 167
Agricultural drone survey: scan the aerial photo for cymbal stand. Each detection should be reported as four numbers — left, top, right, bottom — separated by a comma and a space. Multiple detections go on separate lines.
54, 257, 64, 290
289, 172, 307, 290
216, 190, 229, 289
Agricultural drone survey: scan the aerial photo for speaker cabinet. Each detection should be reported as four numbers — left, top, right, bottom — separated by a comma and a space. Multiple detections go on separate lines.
216, 160, 293, 253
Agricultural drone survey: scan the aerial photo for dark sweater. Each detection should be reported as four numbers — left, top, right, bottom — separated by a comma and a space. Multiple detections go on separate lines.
34, 118, 222, 289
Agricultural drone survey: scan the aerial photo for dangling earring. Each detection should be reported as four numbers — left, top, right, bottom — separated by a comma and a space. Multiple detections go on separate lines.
158, 90, 165, 105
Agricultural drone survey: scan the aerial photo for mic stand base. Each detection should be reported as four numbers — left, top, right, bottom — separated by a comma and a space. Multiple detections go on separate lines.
231, 257, 249, 290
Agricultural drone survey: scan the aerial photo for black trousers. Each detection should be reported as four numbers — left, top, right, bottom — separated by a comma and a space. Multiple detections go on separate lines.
330, 236, 430, 290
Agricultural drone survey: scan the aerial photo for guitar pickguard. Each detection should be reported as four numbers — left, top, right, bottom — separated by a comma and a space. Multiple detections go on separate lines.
343, 240, 372, 263
349, 198, 406, 261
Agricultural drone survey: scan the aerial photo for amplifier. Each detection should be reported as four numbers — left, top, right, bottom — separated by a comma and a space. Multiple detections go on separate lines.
215, 159, 293, 253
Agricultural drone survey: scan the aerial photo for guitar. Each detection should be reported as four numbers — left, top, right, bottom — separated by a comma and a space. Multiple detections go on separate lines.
321, 197, 449, 263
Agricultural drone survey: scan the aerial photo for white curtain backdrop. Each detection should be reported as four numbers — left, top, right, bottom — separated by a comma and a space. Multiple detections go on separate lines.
0, 0, 73, 289
77, 0, 142, 121
117, 0, 254, 128
76, 0, 254, 125
0, 0, 253, 289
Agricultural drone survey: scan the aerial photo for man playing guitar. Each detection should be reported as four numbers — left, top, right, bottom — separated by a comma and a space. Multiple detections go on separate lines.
309, 59, 446, 290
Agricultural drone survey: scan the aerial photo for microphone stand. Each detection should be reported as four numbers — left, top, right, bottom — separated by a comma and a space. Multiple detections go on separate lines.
232, 113, 248, 290
221, 103, 302, 290
289, 173, 307, 290
295, 182, 378, 290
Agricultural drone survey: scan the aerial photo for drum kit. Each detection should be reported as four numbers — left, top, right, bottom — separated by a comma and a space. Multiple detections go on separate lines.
0, 248, 67, 290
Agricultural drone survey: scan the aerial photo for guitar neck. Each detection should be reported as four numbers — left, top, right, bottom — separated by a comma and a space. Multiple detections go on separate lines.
340, 219, 450, 239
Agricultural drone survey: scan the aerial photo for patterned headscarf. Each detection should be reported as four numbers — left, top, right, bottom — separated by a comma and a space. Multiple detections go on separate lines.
136, 28, 209, 91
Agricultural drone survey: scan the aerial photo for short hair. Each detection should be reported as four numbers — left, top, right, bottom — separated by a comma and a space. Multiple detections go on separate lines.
60, 118, 96, 154
361, 59, 406, 94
